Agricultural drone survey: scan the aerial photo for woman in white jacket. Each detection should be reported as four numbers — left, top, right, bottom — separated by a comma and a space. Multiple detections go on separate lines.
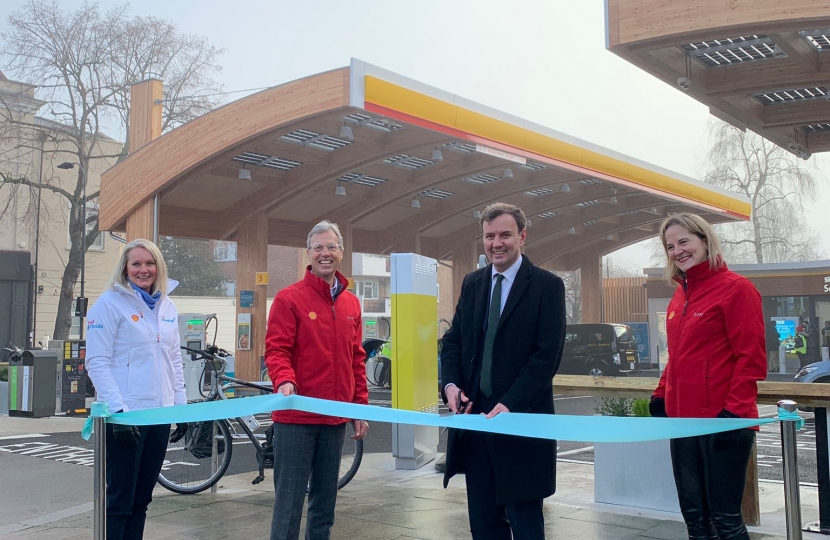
86, 238, 187, 540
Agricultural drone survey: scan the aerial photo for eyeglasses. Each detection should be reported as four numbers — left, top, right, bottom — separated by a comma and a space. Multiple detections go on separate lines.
309, 243, 341, 253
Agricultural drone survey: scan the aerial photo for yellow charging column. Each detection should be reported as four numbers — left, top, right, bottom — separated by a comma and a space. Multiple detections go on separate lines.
390, 253, 438, 469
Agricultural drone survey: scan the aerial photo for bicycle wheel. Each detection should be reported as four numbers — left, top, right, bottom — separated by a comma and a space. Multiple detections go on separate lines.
157, 420, 233, 494
261, 367, 270, 382
338, 421, 363, 489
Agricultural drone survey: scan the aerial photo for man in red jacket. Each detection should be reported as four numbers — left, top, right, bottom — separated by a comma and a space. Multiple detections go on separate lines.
265, 220, 369, 540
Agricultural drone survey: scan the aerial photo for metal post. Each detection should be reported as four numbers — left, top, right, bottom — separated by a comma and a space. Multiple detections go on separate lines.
93, 416, 106, 539
210, 421, 218, 494
779, 399, 802, 540
79, 163, 87, 340
805, 406, 830, 534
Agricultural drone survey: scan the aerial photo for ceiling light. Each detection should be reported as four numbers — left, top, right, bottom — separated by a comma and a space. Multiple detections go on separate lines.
502, 168, 514, 179
335, 182, 347, 196
339, 124, 354, 141
238, 167, 252, 181
410, 197, 421, 209
560, 183, 571, 193
431, 148, 443, 162
473, 209, 482, 219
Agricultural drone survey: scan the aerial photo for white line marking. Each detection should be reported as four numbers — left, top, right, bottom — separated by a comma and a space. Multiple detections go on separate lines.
0, 433, 49, 440
554, 396, 593, 401
558, 446, 594, 457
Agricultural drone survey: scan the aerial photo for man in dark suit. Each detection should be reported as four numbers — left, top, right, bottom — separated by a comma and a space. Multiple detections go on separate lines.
441, 202, 566, 540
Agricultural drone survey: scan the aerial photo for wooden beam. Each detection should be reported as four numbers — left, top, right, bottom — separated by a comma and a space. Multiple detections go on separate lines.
763, 100, 830, 129
769, 31, 820, 72
235, 213, 268, 382
100, 68, 350, 231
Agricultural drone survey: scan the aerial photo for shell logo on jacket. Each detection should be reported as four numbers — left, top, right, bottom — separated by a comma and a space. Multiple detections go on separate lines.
653, 262, 766, 421
85, 280, 187, 413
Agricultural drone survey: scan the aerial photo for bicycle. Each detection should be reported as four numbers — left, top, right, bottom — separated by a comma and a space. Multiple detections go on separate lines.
156, 345, 364, 494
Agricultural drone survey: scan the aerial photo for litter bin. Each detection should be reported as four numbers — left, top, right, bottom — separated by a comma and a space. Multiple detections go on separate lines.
8, 349, 58, 418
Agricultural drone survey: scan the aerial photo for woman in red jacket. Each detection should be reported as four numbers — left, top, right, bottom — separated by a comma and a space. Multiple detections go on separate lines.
649, 213, 767, 540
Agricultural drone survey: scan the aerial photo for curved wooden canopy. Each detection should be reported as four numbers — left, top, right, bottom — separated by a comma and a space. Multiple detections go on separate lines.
606, 0, 830, 157
100, 59, 749, 270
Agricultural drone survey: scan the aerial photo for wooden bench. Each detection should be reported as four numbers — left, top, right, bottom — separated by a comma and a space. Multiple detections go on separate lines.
552, 375, 830, 525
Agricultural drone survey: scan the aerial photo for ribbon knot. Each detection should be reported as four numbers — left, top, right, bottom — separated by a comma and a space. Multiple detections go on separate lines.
776, 407, 805, 430
81, 402, 112, 440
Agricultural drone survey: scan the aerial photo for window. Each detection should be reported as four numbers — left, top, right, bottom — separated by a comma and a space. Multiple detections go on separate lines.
67, 203, 103, 251
357, 281, 378, 299
214, 241, 237, 262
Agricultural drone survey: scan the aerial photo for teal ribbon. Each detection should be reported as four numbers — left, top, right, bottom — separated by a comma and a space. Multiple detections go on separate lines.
776, 407, 805, 430
81, 394, 784, 443
81, 401, 111, 440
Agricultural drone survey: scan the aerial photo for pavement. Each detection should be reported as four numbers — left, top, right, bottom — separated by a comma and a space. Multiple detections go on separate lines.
2, 413, 829, 539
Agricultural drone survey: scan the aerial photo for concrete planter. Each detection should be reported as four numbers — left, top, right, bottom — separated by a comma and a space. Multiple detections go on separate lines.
594, 439, 680, 513
0, 380, 8, 414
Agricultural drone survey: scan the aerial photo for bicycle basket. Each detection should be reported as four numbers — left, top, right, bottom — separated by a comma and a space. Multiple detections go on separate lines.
185, 421, 226, 459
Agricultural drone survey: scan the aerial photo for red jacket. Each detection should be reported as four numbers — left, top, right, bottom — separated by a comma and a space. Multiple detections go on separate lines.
265, 268, 368, 425
653, 261, 766, 421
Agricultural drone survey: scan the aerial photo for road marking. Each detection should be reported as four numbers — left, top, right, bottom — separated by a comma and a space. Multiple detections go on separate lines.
0, 502, 93, 536
554, 396, 593, 401
558, 446, 594, 456
0, 433, 49, 440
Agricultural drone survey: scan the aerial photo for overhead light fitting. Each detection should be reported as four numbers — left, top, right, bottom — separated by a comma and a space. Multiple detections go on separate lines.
410, 197, 421, 209
502, 168, 514, 179
473, 209, 482, 219
335, 181, 347, 197
431, 148, 443, 162
560, 183, 571, 193
238, 166, 252, 181
339, 123, 354, 141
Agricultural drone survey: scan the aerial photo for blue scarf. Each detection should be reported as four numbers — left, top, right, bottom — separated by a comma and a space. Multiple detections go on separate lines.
129, 281, 162, 310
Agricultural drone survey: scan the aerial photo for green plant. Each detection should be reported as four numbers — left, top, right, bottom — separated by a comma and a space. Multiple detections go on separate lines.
0, 365, 8, 382
631, 398, 651, 417
594, 396, 634, 417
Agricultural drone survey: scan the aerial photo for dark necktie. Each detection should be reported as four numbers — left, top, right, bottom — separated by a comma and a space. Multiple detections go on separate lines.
481, 273, 504, 397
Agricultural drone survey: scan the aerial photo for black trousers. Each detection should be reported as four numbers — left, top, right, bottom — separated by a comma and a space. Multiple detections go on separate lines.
462, 393, 545, 540
106, 423, 170, 540
670, 429, 755, 540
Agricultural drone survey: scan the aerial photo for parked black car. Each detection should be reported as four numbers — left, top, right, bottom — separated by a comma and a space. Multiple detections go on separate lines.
559, 323, 640, 376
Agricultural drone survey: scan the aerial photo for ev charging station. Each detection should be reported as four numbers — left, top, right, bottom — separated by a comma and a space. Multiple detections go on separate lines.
178, 314, 208, 402
390, 253, 439, 470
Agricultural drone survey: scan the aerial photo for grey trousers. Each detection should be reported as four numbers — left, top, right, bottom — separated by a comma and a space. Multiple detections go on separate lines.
270, 422, 346, 540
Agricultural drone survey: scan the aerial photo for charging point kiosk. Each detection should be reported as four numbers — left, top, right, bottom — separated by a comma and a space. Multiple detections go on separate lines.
178, 314, 207, 401
390, 253, 439, 469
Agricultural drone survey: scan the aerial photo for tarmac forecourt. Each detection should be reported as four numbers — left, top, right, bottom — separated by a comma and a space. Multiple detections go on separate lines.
82, 394, 795, 443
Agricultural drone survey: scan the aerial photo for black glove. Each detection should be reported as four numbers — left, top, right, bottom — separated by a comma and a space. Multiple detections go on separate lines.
717, 408, 739, 419
112, 424, 141, 448
648, 397, 667, 418
170, 423, 189, 443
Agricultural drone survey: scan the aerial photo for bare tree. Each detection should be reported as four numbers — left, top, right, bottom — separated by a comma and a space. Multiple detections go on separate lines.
702, 120, 824, 263
554, 270, 582, 324
0, 0, 224, 339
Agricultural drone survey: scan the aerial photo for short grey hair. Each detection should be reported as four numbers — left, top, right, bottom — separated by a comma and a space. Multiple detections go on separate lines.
306, 220, 344, 249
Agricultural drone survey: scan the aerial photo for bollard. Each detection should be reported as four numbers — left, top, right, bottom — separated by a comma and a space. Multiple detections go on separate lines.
93, 414, 106, 539
779, 399, 802, 540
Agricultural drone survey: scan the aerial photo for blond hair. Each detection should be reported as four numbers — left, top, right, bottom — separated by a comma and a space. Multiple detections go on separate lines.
110, 238, 169, 297
658, 213, 724, 283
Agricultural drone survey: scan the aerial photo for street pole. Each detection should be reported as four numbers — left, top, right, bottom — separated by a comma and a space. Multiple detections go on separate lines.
79, 162, 86, 340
